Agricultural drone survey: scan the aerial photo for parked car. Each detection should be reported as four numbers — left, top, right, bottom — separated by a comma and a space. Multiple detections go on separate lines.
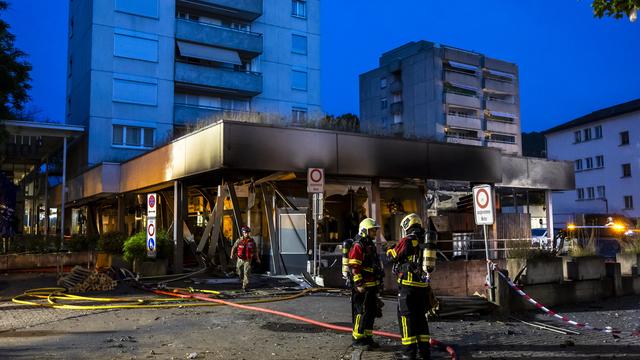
531, 228, 549, 249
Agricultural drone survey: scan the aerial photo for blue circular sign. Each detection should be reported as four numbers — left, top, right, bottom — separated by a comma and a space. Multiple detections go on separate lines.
147, 238, 156, 251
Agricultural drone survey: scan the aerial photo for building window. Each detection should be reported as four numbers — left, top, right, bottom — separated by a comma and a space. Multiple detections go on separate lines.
291, 34, 307, 54
587, 187, 595, 199
594, 125, 602, 139
595, 155, 604, 168
291, 107, 307, 123
488, 133, 516, 143
381, 98, 388, 110
380, 77, 387, 89
574, 159, 583, 171
577, 188, 584, 200
583, 128, 592, 141
620, 131, 630, 145
622, 163, 632, 177
112, 125, 154, 148
624, 195, 634, 209
597, 186, 606, 199
291, 70, 307, 91
574, 130, 582, 143
291, 0, 306, 18
585, 157, 593, 169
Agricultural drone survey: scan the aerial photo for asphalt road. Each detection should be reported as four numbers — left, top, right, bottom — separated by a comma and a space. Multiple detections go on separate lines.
2, 273, 640, 359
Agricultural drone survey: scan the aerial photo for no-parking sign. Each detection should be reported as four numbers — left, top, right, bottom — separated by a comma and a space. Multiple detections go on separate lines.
147, 218, 156, 258
472, 184, 494, 225
307, 168, 324, 193
147, 193, 157, 218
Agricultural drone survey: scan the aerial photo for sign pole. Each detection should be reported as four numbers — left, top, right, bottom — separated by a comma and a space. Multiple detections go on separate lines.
313, 193, 318, 277
483, 224, 493, 302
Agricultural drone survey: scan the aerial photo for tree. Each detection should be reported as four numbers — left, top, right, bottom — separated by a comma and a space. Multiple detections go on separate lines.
0, 0, 32, 120
592, 0, 639, 21
319, 113, 360, 132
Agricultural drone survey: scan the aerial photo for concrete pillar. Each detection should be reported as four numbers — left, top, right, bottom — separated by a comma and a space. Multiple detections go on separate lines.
117, 195, 125, 234
173, 181, 185, 273
606, 262, 623, 297
494, 269, 511, 314
545, 190, 554, 243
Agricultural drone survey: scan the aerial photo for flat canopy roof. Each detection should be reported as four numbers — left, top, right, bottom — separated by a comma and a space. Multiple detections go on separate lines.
1, 120, 85, 182
61, 120, 575, 204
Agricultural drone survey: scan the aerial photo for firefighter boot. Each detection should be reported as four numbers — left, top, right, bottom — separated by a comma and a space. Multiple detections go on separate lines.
394, 345, 416, 360
418, 345, 431, 360
364, 337, 380, 349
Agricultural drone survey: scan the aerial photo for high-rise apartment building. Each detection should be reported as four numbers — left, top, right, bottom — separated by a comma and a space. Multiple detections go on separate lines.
360, 41, 521, 155
66, 0, 321, 172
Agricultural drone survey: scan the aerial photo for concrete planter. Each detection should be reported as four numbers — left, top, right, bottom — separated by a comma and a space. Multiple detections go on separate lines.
0, 251, 94, 270
506, 257, 564, 285
133, 258, 168, 277
616, 253, 640, 276
563, 256, 606, 281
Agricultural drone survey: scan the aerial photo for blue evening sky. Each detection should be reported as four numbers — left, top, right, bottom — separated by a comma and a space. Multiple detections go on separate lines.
3, 1, 639, 132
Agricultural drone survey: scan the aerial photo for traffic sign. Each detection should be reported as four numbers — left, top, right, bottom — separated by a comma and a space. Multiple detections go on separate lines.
147, 218, 156, 258
472, 184, 494, 225
307, 168, 324, 193
147, 193, 157, 218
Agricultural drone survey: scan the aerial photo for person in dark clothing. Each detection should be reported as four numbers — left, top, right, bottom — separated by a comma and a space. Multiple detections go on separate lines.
386, 213, 437, 360
348, 217, 384, 349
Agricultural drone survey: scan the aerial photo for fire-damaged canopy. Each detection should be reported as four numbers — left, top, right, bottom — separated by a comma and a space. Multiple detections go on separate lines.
60, 120, 574, 203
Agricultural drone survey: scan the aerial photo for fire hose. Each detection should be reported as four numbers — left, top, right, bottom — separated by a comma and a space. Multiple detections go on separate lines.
12, 286, 457, 358
153, 288, 458, 359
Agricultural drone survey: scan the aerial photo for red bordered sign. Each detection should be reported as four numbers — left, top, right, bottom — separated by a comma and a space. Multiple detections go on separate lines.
307, 168, 324, 193
472, 185, 494, 225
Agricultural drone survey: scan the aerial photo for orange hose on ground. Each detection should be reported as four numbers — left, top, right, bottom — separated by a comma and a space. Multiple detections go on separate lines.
153, 289, 457, 359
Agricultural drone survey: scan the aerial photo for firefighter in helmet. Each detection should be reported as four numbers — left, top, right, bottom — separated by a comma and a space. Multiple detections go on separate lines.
386, 213, 436, 360
348, 217, 384, 349
230, 226, 261, 291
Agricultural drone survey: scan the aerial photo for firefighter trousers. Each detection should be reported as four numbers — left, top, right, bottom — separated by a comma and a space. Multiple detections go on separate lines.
397, 285, 431, 359
351, 285, 378, 344
236, 259, 252, 289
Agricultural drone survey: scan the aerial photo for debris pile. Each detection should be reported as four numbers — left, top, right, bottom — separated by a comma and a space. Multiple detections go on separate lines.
57, 265, 118, 292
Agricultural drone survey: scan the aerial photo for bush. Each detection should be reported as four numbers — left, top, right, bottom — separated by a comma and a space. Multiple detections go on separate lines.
123, 229, 172, 264
9, 234, 61, 253
67, 234, 99, 252
97, 231, 127, 254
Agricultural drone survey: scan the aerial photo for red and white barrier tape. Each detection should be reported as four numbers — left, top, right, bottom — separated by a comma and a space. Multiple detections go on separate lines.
489, 260, 640, 338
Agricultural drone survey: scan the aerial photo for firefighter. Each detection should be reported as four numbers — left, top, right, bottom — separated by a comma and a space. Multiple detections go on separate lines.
386, 213, 436, 360
348, 218, 384, 349
230, 226, 261, 291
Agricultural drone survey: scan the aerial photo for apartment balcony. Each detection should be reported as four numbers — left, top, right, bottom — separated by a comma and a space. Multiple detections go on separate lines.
390, 101, 403, 114
484, 77, 515, 94
446, 114, 482, 130
175, 62, 262, 96
486, 140, 520, 154
444, 91, 481, 109
486, 119, 519, 134
445, 70, 480, 89
174, 104, 260, 125
445, 135, 483, 146
176, 19, 262, 57
389, 80, 402, 93
484, 99, 518, 114
176, 0, 262, 21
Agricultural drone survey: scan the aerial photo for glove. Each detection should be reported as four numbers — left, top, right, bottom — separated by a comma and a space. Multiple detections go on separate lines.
356, 286, 365, 293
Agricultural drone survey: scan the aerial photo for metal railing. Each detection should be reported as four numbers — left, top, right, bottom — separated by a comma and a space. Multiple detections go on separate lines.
177, 18, 263, 36
313, 237, 552, 272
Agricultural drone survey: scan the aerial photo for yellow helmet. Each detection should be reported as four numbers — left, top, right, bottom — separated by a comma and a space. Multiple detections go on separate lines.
359, 218, 380, 237
400, 213, 423, 235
